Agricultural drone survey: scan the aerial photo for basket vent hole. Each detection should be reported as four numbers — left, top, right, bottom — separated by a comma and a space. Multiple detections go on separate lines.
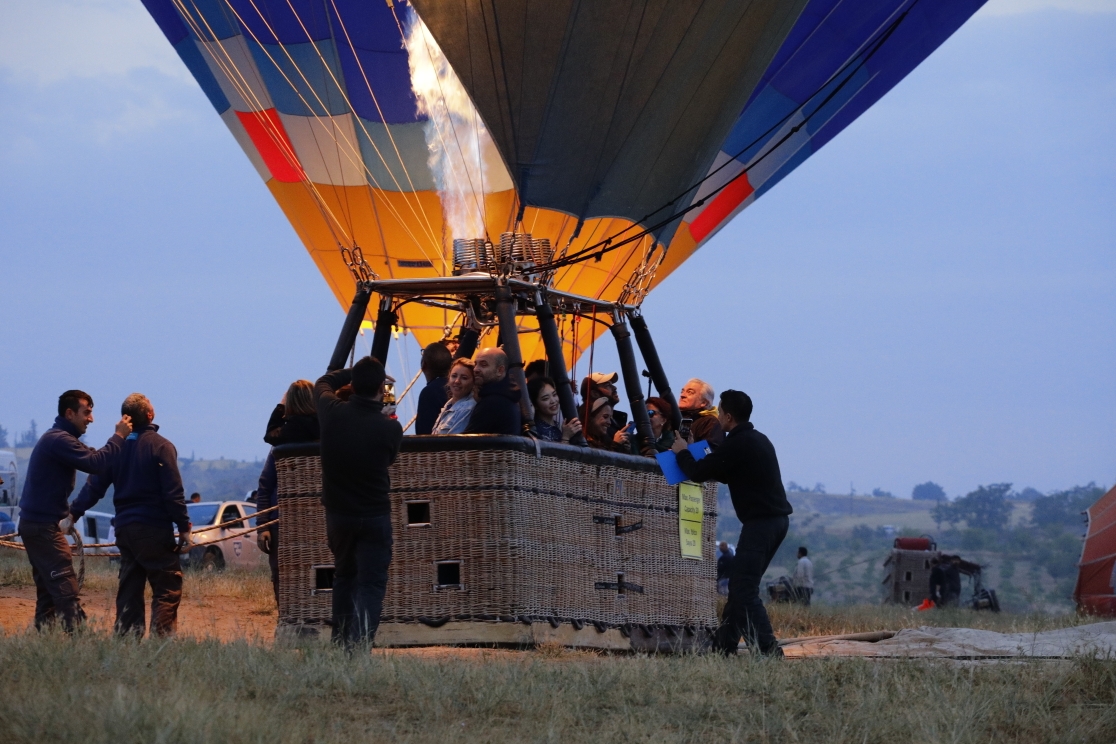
617, 573, 625, 596
314, 566, 335, 592
436, 561, 462, 588
904, 571, 913, 582
903, 590, 911, 602
407, 501, 431, 526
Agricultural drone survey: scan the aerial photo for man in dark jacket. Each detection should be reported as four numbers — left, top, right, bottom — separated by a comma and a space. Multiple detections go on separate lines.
414, 342, 452, 435
18, 390, 132, 631
463, 348, 522, 435
71, 393, 190, 637
941, 555, 963, 607
316, 356, 404, 646
679, 378, 725, 448
674, 390, 792, 656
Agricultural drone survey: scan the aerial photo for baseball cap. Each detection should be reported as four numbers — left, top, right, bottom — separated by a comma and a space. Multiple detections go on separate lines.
588, 371, 618, 385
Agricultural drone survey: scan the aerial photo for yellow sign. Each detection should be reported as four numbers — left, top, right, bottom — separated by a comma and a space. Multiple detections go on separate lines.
679, 482, 704, 560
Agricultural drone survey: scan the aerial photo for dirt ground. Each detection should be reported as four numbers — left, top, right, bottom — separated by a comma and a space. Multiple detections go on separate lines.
0, 581, 528, 661
0, 585, 278, 642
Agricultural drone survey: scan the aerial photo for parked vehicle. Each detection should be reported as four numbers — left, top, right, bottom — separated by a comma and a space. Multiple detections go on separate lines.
182, 501, 266, 572
73, 510, 117, 556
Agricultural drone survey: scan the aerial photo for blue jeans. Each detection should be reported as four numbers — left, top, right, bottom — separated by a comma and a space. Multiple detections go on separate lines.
716, 515, 789, 654
326, 511, 393, 646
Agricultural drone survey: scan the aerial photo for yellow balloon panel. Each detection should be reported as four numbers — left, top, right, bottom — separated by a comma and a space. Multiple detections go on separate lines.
268, 178, 706, 367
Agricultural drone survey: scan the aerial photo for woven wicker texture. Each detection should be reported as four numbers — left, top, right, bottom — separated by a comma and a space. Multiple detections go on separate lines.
276, 447, 718, 631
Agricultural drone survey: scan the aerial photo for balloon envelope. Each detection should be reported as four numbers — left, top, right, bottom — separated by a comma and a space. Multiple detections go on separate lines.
142, 0, 987, 361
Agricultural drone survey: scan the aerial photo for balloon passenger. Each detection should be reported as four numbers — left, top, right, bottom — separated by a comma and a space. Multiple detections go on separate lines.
414, 342, 453, 435
431, 358, 477, 435
314, 357, 403, 646
679, 378, 724, 448
635, 396, 675, 455
582, 397, 629, 452
463, 348, 522, 436
673, 390, 792, 656
71, 393, 191, 638
256, 379, 320, 605
580, 372, 630, 447
528, 377, 582, 444
17, 390, 132, 632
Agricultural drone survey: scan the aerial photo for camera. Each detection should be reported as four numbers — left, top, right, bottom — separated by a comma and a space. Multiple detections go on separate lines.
679, 418, 693, 441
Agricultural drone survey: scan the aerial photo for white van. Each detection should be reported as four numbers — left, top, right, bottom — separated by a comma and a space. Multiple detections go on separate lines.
0, 450, 17, 518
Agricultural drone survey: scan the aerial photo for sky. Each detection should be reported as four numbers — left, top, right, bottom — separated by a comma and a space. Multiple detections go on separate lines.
0, 0, 1112, 500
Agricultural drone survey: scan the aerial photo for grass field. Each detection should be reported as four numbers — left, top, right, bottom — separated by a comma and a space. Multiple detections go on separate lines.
1, 551, 1114, 742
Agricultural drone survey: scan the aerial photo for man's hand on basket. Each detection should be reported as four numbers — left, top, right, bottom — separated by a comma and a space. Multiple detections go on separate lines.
257, 529, 272, 555
177, 524, 193, 553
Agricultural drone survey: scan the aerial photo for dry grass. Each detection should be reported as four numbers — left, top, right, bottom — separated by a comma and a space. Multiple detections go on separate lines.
0, 628, 1112, 743
1, 547, 1114, 741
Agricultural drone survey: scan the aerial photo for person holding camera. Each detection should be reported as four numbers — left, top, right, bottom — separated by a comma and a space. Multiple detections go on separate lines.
673, 390, 791, 656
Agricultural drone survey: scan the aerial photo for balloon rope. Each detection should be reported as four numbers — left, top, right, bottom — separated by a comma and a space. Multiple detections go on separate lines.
234, 0, 443, 261
537, 2, 919, 274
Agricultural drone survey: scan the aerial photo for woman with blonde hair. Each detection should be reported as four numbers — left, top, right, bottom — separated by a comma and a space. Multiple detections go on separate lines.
431, 358, 477, 435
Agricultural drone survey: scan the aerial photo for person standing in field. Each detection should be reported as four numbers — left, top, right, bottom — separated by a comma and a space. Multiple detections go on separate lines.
17, 390, 132, 632
71, 393, 191, 637
792, 547, 814, 605
673, 390, 792, 657
315, 357, 403, 648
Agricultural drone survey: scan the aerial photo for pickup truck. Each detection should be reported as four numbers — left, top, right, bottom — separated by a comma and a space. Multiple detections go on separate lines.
182, 500, 267, 571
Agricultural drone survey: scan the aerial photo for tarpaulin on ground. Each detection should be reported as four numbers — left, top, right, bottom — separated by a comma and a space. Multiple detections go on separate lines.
780, 622, 1116, 659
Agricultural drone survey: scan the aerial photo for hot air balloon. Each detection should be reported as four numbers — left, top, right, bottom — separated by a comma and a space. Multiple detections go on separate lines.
142, 0, 986, 358
140, 0, 990, 648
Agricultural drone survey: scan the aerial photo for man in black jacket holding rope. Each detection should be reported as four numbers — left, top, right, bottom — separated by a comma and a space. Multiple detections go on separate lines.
674, 390, 792, 657
316, 356, 403, 648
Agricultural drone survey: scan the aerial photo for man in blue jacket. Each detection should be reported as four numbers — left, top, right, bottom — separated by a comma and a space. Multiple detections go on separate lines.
18, 390, 132, 631
674, 390, 792, 657
71, 393, 191, 637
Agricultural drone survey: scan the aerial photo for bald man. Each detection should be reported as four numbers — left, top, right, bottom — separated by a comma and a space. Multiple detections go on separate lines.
463, 348, 522, 435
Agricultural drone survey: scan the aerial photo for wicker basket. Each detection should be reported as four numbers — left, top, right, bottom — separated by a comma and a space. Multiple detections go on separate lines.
274, 436, 718, 650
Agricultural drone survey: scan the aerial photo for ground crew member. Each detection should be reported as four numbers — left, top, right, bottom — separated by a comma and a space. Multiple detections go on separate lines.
792, 547, 814, 605
315, 357, 403, 647
928, 556, 946, 606
17, 390, 132, 631
71, 393, 191, 637
674, 390, 792, 656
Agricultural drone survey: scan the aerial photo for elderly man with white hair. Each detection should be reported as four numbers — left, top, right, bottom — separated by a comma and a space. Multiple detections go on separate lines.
678, 378, 724, 448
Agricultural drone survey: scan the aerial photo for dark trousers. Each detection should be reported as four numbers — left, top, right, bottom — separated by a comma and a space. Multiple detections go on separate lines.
716, 515, 789, 654
796, 587, 813, 606
326, 511, 392, 646
114, 523, 183, 637
19, 520, 85, 631
268, 523, 280, 608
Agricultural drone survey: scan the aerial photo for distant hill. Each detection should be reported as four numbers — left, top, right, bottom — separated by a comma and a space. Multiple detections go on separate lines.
178, 457, 264, 503
715, 487, 1071, 612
